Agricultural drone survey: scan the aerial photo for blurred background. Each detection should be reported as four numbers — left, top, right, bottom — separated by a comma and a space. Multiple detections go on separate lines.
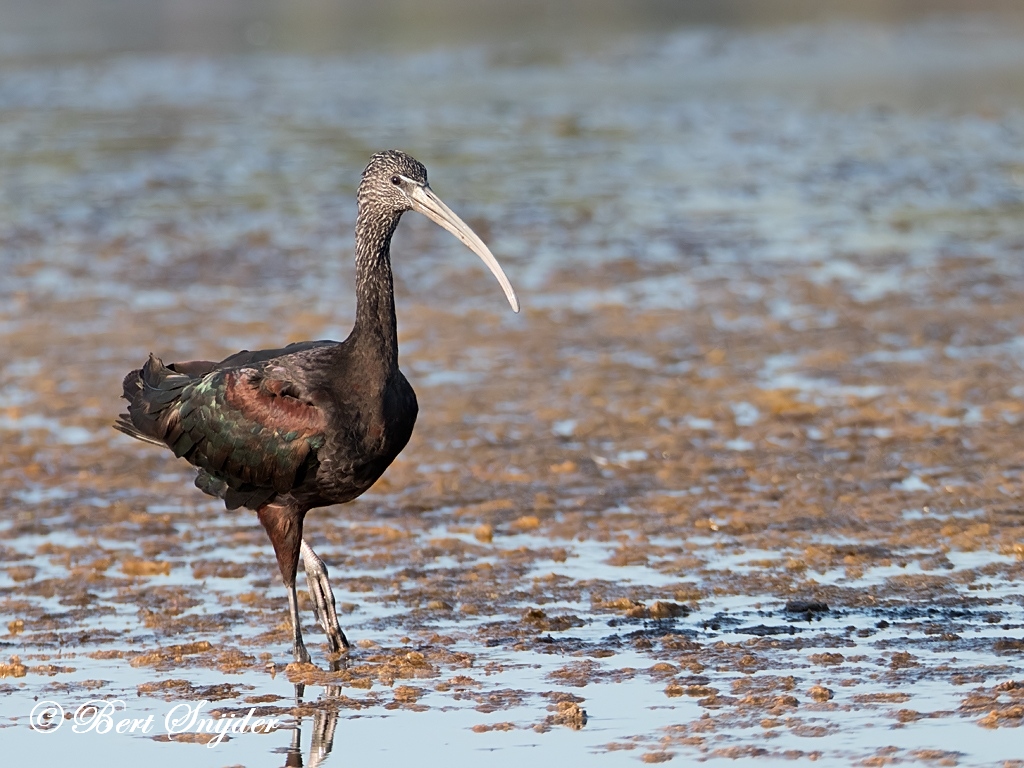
3, 0, 1024, 311
3, 0, 1024, 59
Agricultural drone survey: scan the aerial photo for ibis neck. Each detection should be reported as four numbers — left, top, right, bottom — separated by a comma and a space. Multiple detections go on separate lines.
351, 209, 401, 370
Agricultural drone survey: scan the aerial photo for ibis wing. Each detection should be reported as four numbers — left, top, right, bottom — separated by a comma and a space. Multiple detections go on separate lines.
124, 355, 327, 497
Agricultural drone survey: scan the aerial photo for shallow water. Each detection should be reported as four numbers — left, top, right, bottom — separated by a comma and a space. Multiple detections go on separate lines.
3, 15, 1024, 768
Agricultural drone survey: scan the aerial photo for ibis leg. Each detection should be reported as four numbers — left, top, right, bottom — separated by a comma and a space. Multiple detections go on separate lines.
286, 581, 311, 664
300, 539, 350, 653
258, 503, 311, 664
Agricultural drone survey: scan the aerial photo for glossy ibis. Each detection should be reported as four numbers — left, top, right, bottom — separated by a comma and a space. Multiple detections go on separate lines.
115, 150, 519, 663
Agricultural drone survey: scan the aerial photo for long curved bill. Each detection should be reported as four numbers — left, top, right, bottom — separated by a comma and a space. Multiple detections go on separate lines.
408, 184, 520, 313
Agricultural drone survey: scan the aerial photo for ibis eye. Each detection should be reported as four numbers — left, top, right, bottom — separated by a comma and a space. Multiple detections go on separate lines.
390, 175, 401, 185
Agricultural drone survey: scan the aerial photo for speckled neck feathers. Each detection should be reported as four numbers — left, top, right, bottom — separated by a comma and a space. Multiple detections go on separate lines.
350, 193, 402, 371
348, 150, 431, 373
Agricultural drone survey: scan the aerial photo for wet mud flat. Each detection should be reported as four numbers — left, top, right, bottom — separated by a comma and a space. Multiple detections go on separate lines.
3, 256, 1024, 766
2, 22, 1024, 767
